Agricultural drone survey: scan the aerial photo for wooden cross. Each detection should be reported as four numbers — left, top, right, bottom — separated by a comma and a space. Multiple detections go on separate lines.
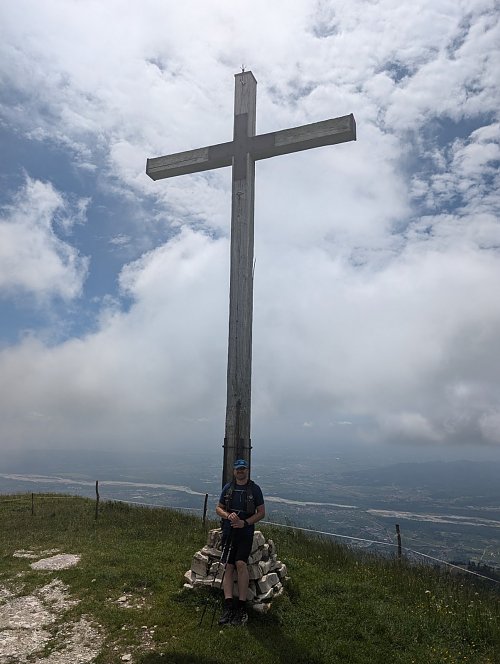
146, 71, 356, 486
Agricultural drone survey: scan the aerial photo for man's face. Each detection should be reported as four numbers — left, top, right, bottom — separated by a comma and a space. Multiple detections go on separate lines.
234, 466, 248, 480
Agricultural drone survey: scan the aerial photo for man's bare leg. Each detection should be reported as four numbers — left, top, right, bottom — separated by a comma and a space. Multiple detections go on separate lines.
235, 560, 249, 600
223, 563, 235, 600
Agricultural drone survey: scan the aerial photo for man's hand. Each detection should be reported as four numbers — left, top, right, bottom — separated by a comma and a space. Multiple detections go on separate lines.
228, 513, 245, 528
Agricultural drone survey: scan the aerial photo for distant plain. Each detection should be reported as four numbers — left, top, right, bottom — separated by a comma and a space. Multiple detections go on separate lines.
1, 446, 499, 567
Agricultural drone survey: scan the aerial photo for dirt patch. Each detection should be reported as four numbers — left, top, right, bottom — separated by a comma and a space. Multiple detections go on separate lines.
114, 592, 151, 610
0, 573, 103, 663
39, 616, 102, 664
30, 554, 81, 571
38, 579, 79, 612
13, 549, 60, 560
0, 592, 55, 630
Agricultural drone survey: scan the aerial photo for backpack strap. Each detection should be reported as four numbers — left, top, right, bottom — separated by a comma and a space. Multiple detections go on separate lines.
224, 480, 256, 516
224, 481, 235, 513
246, 480, 256, 515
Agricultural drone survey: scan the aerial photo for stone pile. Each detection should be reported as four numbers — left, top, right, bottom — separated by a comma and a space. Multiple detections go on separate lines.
184, 529, 287, 612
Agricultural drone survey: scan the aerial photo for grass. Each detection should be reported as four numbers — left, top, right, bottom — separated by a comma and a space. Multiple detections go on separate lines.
0, 493, 499, 663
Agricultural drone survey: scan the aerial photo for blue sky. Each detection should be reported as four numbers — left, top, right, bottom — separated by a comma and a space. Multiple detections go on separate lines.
0, 0, 499, 458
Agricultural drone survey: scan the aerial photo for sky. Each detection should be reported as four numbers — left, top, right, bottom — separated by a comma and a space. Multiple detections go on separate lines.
0, 0, 499, 462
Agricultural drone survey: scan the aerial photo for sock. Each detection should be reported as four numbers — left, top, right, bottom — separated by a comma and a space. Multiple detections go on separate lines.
237, 599, 246, 610
224, 598, 233, 608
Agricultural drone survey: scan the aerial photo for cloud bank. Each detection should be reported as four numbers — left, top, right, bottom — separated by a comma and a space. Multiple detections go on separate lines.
0, 0, 499, 454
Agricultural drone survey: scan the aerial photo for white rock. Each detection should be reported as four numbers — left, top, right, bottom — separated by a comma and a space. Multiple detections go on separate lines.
274, 585, 284, 598
257, 573, 279, 594
251, 532, 265, 553
30, 554, 80, 571
191, 552, 209, 577
207, 529, 222, 549
184, 530, 289, 609
208, 562, 224, 579
13, 550, 38, 559
193, 577, 222, 589
256, 588, 274, 602
184, 570, 195, 584
277, 563, 288, 579
252, 602, 271, 613
259, 559, 273, 575
247, 563, 261, 580
247, 549, 262, 565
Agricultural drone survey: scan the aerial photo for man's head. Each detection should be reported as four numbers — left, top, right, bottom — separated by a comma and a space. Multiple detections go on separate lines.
233, 458, 249, 481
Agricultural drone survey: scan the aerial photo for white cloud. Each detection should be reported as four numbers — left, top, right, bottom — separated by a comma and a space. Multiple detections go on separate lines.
379, 412, 442, 442
0, 1, 498, 453
0, 228, 228, 448
0, 178, 89, 301
479, 411, 500, 444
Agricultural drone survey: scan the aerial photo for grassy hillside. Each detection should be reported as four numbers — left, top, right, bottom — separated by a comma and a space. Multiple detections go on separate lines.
0, 494, 498, 664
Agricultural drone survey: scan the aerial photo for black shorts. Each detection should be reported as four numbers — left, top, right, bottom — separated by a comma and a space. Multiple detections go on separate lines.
221, 528, 253, 565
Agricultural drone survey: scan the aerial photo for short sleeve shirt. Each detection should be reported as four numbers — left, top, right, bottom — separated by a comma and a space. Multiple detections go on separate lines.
219, 481, 264, 532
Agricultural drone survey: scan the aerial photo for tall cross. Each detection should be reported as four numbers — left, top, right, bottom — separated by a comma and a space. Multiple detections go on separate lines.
146, 71, 356, 486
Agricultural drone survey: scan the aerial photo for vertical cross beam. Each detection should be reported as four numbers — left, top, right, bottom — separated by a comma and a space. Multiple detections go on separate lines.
146, 71, 356, 489
222, 72, 256, 485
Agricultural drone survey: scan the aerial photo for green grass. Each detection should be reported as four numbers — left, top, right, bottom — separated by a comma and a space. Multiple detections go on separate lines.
1, 494, 499, 663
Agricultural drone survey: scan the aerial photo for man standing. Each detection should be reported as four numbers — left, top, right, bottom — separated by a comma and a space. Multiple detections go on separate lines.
215, 459, 265, 626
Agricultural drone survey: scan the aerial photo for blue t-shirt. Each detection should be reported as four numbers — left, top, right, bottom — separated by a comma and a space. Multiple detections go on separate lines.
219, 481, 264, 532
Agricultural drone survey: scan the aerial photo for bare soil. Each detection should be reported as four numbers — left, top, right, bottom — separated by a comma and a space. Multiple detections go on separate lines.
0, 552, 103, 664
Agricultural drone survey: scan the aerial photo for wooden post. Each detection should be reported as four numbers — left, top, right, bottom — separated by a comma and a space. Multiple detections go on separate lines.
395, 523, 402, 561
222, 71, 257, 485
31, 492, 34, 516
202, 493, 208, 527
95, 480, 99, 520
146, 72, 356, 489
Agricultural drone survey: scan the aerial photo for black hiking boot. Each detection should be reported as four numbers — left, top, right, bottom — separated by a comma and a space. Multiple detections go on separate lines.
218, 604, 233, 626
230, 606, 248, 626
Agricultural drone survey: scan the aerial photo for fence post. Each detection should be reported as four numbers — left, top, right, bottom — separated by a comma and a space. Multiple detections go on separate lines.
95, 481, 99, 520
395, 523, 402, 561
31, 493, 34, 516
202, 493, 208, 527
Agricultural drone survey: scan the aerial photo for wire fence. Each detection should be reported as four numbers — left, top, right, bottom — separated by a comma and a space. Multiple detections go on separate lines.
2, 487, 499, 586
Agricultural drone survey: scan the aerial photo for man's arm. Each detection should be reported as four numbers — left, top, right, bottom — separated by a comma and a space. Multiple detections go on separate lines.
246, 503, 265, 526
226, 503, 265, 529
216, 502, 232, 520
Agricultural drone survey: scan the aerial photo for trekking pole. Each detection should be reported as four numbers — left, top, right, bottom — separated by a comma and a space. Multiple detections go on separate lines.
198, 530, 233, 627
210, 537, 234, 628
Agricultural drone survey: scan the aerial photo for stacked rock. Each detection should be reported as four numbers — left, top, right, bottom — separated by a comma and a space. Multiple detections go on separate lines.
184, 529, 288, 613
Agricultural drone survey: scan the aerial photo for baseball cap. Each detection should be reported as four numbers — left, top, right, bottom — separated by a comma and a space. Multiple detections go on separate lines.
233, 459, 249, 469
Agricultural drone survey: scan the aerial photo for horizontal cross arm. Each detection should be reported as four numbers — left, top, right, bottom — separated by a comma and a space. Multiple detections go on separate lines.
146, 141, 234, 180
146, 114, 356, 180
250, 114, 356, 161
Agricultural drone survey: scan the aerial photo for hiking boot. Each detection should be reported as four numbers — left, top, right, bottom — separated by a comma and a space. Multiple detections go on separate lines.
230, 607, 248, 626
218, 606, 233, 626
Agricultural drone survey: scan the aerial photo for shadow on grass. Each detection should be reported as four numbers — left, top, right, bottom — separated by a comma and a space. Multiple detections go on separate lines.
137, 654, 221, 664
247, 612, 325, 664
